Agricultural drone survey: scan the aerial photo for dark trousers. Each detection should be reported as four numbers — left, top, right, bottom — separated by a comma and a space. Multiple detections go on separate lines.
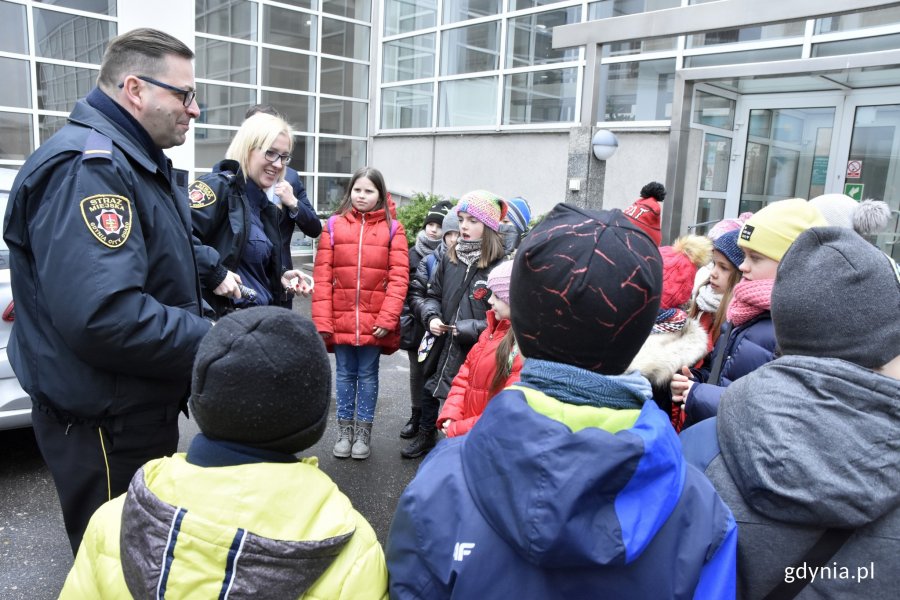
419, 389, 441, 433
31, 403, 180, 554
407, 349, 424, 410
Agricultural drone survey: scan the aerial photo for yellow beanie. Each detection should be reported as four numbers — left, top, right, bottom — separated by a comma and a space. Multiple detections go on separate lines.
738, 198, 827, 262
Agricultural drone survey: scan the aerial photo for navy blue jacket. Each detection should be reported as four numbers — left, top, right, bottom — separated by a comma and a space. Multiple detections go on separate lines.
3, 99, 211, 420
387, 387, 737, 599
277, 167, 321, 271
685, 314, 776, 425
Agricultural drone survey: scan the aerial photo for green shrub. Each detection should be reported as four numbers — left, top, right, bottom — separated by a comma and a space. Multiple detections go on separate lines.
395, 191, 456, 246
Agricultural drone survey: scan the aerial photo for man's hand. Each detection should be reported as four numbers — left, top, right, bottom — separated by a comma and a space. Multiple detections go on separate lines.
213, 271, 243, 298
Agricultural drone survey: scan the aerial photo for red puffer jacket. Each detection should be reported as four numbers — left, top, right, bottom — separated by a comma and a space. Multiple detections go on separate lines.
437, 312, 523, 437
312, 203, 409, 353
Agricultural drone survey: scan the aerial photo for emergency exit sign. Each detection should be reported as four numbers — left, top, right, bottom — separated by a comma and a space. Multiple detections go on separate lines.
844, 183, 864, 201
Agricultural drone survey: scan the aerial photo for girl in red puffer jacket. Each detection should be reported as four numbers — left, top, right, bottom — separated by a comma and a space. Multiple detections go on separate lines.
312, 166, 409, 460
437, 259, 523, 437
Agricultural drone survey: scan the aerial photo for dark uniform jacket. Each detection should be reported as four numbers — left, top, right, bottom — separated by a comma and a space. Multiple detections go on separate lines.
188, 160, 284, 317
3, 98, 211, 421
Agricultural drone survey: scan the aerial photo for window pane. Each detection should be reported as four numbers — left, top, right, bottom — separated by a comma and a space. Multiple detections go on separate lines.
35, 0, 116, 15
588, 0, 679, 55
503, 68, 577, 124
39, 114, 67, 144
693, 90, 735, 130
320, 58, 368, 98
261, 91, 313, 133
604, 58, 674, 122
813, 34, 900, 59
510, 0, 567, 9
384, 0, 436, 36
320, 98, 367, 136
383, 33, 435, 83
0, 1, 28, 54
264, 5, 315, 51
695, 198, 726, 233
33, 8, 115, 63
816, 6, 900, 34
196, 83, 256, 126
0, 57, 31, 108
700, 134, 731, 192
381, 83, 432, 128
441, 22, 499, 75
36, 63, 96, 112
196, 0, 257, 40
322, 18, 370, 60
323, 0, 371, 20
0, 112, 33, 160
276, 0, 313, 8
439, 76, 497, 126
196, 38, 257, 84
686, 21, 805, 48
507, 7, 580, 68
290, 135, 315, 172
319, 138, 366, 174
318, 175, 352, 213
195, 127, 235, 169
684, 46, 801, 68
263, 48, 316, 91
443, 0, 500, 25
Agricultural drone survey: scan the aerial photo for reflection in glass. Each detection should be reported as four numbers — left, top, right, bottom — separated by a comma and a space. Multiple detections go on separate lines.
264, 5, 315, 51
507, 7, 580, 68
263, 48, 315, 91
0, 57, 31, 108
196, 0, 257, 40
604, 58, 674, 122
320, 58, 369, 99
33, 8, 115, 63
441, 22, 499, 76
766, 147, 799, 197
684, 46, 801, 68
196, 83, 256, 126
319, 138, 366, 174
503, 69, 577, 124
700, 134, 731, 192
813, 34, 900, 59
384, 0, 436, 36
443, 0, 500, 24
35, 0, 115, 15
439, 77, 497, 127
194, 127, 235, 169
322, 0, 372, 20
381, 83, 433, 128
36, 63, 96, 112
686, 20, 804, 48
0, 111, 33, 160
320, 98, 368, 136
0, 1, 28, 54
39, 114, 68, 144
261, 91, 313, 133
695, 198, 726, 234
196, 38, 257, 84
322, 18, 370, 60
318, 176, 353, 214
748, 110, 771, 138
290, 135, 315, 173
511, 0, 567, 9
588, 0, 679, 55
273, 0, 313, 8
742, 142, 768, 196
692, 91, 735, 130
383, 34, 435, 83
816, 6, 900, 33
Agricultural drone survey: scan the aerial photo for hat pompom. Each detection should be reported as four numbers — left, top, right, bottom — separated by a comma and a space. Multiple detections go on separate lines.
672, 235, 713, 268
853, 199, 892, 236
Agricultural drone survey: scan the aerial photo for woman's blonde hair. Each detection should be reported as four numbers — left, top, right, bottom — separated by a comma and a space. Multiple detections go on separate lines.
225, 113, 293, 184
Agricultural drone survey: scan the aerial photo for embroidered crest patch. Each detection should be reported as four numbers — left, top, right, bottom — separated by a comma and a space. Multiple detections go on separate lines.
80, 194, 132, 249
188, 181, 216, 209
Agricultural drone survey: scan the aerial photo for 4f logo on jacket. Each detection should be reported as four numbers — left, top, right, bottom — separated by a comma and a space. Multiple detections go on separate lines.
453, 542, 475, 561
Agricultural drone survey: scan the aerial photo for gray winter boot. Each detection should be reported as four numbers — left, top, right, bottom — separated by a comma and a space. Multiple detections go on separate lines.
351, 422, 372, 460
333, 419, 354, 458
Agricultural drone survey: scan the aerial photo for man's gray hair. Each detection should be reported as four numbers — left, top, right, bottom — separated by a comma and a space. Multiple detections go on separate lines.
97, 28, 193, 90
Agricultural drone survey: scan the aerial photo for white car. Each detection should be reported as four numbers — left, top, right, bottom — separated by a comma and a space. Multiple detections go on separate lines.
0, 167, 30, 430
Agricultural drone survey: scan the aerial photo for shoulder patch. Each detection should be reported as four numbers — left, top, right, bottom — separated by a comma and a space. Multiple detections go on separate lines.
80, 195, 132, 249
188, 181, 217, 209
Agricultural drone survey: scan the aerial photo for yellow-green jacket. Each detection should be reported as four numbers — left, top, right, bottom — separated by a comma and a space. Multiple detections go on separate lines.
60, 453, 387, 599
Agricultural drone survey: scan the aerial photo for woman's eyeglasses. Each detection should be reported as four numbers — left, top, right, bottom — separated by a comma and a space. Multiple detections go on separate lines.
264, 149, 292, 165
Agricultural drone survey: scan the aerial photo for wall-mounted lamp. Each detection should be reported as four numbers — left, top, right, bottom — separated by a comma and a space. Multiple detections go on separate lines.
591, 129, 618, 161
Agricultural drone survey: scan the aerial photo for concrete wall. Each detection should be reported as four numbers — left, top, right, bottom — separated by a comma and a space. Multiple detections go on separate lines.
600, 129, 670, 212
371, 131, 570, 217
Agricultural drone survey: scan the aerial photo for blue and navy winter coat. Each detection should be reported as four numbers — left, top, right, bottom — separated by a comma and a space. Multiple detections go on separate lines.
386, 386, 737, 599
685, 313, 776, 425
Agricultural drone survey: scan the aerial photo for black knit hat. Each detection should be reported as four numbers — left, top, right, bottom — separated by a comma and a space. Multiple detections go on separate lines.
188, 307, 331, 454
773, 227, 900, 369
424, 200, 454, 228
510, 203, 662, 375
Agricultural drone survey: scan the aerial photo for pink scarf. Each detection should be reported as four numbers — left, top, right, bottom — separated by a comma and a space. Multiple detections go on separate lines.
726, 279, 774, 327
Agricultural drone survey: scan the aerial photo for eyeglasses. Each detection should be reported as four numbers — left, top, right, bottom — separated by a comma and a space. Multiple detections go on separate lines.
264, 149, 292, 165
118, 75, 196, 107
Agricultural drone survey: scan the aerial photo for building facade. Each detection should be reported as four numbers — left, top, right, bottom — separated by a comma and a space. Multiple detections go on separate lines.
1, 0, 898, 255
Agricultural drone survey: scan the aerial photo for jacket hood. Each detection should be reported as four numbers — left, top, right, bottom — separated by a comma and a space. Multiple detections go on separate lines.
119, 455, 357, 598
461, 390, 685, 568
718, 355, 900, 527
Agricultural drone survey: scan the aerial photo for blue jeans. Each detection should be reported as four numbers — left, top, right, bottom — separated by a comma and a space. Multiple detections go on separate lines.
334, 344, 381, 423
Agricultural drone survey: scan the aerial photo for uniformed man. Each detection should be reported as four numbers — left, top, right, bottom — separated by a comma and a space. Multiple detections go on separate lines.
3, 28, 213, 554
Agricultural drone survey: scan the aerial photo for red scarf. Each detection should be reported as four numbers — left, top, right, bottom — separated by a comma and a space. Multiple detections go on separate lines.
726, 279, 774, 327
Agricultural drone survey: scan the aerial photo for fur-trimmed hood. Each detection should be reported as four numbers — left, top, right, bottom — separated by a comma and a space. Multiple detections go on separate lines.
628, 318, 709, 387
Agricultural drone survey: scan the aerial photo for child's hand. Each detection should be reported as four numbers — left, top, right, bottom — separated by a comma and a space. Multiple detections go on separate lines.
441, 420, 451, 434
373, 326, 389, 338
671, 366, 695, 404
429, 318, 449, 336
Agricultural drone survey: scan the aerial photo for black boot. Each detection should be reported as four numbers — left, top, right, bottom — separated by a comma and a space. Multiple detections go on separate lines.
399, 407, 421, 439
401, 428, 436, 459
